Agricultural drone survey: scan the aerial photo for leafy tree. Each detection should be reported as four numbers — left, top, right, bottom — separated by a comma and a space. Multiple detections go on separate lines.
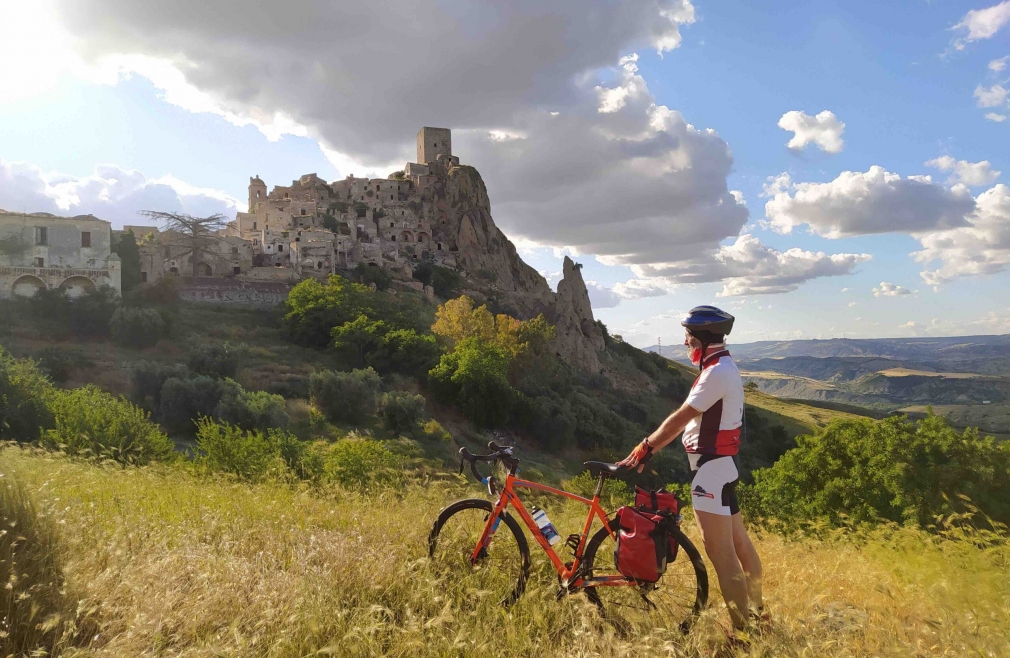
322, 438, 402, 488
42, 385, 175, 464
378, 391, 426, 433
751, 414, 1010, 528
130, 361, 189, 409
331, 314, 386, 367
367, 329, 441, 379
138, 210, 229, 280
429, 337, 517, 427
283, 276, 373, 348
0, 347, 54, 442
214, 379, 290, 432
309, 368, 383, 423
432, 296, 496, 345
351, 262, 392, 291
413, 262, 463, 298
112, 229, 143, 291
110, 307, 166, 348
69, 286, 120, 338
159, 375, 226, 435
188, 344, 239, 379
33, 346, 93, 384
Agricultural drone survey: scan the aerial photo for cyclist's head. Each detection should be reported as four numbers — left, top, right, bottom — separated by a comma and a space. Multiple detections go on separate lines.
681, 306, 734, 366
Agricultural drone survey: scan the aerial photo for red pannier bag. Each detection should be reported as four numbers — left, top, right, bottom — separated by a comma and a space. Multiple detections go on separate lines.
635, 486, 678, 515
613, 506, 671, 583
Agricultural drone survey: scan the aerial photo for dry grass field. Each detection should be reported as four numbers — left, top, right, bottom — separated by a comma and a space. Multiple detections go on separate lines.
3, 446, 1007, 657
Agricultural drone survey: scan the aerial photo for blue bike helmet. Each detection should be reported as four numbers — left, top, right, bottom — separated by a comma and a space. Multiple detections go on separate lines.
681, 306, 735, 339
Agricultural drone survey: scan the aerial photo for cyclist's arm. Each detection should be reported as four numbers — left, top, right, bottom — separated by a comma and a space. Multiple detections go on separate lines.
644, 402, 701, 452
617, 402, 701, 469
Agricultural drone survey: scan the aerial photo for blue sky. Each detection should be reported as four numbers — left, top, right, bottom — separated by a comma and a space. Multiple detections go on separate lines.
1, 0, 1009, 347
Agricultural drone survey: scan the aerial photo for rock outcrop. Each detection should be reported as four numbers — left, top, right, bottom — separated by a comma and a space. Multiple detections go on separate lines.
427, 158, 606, 373
554, 256, 606, 373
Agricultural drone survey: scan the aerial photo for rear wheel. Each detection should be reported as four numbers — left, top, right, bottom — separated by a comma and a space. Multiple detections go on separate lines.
428, 498, 531, 608
582, 518, 708, 634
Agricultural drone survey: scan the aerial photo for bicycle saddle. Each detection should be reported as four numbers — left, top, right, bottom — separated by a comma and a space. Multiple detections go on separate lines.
583, 461, 626, 476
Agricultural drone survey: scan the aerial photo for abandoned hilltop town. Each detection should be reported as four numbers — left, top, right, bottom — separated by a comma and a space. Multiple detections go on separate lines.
0, 127, 607, 373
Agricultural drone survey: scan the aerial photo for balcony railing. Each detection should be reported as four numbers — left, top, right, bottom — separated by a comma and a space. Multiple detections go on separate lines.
0, 266, 111, 278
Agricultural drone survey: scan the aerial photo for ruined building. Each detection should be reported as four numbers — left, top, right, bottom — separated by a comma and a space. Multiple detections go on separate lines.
0, 210, 121, 299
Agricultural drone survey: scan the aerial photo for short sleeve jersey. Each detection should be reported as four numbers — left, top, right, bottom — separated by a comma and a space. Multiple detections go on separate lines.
682, 349, 743, 456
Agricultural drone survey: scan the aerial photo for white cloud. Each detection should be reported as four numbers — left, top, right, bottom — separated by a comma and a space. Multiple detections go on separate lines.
763, 167, 976, 238
990, 56, 1009, 72
914, 183, 1010, 287
926, 155, 1000, 186
0, 157, 241, 227
36, 0, 696, 167
901, 320, 916, 328
953, 1, 1010, 49
841, 287, 851, 292
777, 110, 845, 154
631, 234, 871, 297
873, 282, 913, 297
974, 84, 1009, 108
986, 112, 1008, 122
847, 301, 858, 307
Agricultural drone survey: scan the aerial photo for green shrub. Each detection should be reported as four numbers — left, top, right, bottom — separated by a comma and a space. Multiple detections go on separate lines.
195, 418, 300, 482
331, 314, 386, 367
159, 375, 226, 435
751, 414, 1010, 528
214, 380, 290, 431
110, 306, 166, 348
33, 346, 93, 384
323, 437, 403, 488
0, 348, 54, 442
379, 391, 426, 433
130, 361, 190, 409
412, 263, 463, 298
188, 343, 239, 379
68, 285, 120, 338
422, 419, 451, 442
309, 367, 382, 423
283, 276, 374, 348
43, 385, 175, 464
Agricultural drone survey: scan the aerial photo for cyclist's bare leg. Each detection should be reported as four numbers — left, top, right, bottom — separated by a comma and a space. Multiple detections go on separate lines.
695, 509, 748, 629
730, 512, 763, 611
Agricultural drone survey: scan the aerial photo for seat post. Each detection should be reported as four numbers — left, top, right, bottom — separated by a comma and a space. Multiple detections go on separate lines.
593, 473, 607, 499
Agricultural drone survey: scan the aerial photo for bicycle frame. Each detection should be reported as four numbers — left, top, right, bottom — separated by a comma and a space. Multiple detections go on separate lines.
470, 471, 634, 589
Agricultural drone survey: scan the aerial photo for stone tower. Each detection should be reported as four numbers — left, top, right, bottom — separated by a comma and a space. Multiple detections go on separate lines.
248, 176, 267, 213
416, 127, 451, 164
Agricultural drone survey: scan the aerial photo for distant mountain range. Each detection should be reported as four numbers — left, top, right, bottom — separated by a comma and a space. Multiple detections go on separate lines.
645, 334, 1010, 362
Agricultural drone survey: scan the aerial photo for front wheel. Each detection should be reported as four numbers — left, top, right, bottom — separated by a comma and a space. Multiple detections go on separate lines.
582, 518, 708, 634
428, 498, 531, 608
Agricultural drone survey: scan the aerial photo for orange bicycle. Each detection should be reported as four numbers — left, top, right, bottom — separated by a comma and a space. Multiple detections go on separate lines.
428, 442, 709, 632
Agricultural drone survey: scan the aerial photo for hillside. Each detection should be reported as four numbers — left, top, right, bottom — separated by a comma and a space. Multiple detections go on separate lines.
3, 446, 1007, 657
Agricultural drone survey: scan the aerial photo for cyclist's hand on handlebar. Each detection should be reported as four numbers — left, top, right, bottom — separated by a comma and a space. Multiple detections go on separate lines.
616, 439, 653, 473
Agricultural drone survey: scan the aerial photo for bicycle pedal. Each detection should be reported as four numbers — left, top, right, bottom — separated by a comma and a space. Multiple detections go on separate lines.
564, 534, 581, 552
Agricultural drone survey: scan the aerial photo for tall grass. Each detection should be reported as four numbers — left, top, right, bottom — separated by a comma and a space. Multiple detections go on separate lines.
1, 445, 1007, 656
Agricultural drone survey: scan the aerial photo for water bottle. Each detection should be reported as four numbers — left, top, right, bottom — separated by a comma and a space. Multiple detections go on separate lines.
531, 506, 561, 545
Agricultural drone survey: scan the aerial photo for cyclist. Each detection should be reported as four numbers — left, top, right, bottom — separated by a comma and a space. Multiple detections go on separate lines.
617, 305, 764, 632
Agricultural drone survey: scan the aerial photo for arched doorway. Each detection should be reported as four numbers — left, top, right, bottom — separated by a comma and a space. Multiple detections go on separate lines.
199, 263, 213, 277
58, 276, 96, 299
11, 275, 45, 298
417, 232, 429, 244
399, 230, 414, 243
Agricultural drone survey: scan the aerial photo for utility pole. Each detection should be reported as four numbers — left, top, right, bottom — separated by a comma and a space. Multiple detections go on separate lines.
657, 336, 662, 357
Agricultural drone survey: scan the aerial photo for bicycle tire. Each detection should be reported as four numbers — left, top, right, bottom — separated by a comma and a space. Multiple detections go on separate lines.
582, 518, 708, 634
428, 498, 531, 608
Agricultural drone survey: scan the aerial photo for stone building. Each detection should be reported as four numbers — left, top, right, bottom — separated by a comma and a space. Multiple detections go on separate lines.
127, 226, 253, 283
0, 210, 121, 299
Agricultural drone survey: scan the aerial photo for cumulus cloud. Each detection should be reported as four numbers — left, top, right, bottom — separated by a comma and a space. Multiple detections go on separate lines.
873, 282, 913, 297
631, 234, 871, 297
986, 112, 1008, 122
0, 157, 241, 227
45, 0, 696, 167
925, 155, 1000, 186
777, 110, 845, 154
990, 56, 1009, 72
953, 1, 1010, 49
914, 183, 1010, 287
975, 84, 1009, 108
581, 278, 671, 308
458, 54, 749, 267
763, 167, 976, 238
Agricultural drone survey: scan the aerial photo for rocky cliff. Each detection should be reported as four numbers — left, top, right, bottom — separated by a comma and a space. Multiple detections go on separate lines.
426, 158, 605, 373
